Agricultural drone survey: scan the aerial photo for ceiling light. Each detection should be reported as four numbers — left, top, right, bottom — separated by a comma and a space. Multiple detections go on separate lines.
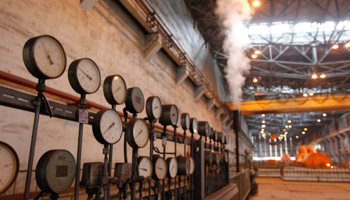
253, 77, 258, 82
262, 120, 265, 123
296, 136, 299, 139
251, 54, 257, 59
320, 74, 326, 78
304, 128, 307, 131
252, 0, 260, 7
262, 124, 266, 128
285, 125, 288, 128
262, 114, 265, 117
303, 93, 308, 97
255, 50, 261, 54
289, 125, 292, 128
345, 42, 350, 48
317, 119, 321, 122
309, 93, 313, 96
302, 131, 305, 134
283, 129, 286, 131
323, 113, 327, 117
288, 120, 291, 123
284, 132, 288, 134
332, 44, 339, 49
311, 74, 317, 79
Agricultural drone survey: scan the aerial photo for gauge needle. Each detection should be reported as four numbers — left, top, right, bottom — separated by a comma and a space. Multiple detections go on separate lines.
135, 130, 143, 138
157, 167, 163, 171
103, 122, 115, 134
42, 42, 54, 65
79, 68, 92, 81
140, 168, 148, 171
113, 87, 121, 93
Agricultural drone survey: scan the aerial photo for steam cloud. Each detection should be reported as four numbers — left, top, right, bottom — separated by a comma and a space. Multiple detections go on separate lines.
215, 0, 253, 104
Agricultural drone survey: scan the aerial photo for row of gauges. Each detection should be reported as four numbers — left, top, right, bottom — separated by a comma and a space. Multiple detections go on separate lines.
1, 35, 229, 198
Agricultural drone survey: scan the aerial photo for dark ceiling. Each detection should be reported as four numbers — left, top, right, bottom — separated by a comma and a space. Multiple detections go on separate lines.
185, 0, 350, 139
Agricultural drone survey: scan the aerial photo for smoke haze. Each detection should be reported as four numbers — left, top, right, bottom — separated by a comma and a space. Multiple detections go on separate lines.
215, 0, 253, 104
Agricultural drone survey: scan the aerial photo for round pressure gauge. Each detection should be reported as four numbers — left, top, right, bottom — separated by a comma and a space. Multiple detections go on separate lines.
152, 155, 167, 180
92, 109, 123, 145
103, 75, 127, 105
68, 58, 101, 94
0, 142, 19, 194
217, 132, 225, 144
159, 105, 179, 126
177, 156, 190, 176
146, 96, 162, 120
213, 152, 220, 165
137, 157, 152, 178
189, 118, 198, 134
181, 113, 190, 130
126, 119, 149, 148
125, 87, 144, 113
198, 121, 209, 137
23, 35, 66, 79
204, 150, 212, 165
166, 157, 178, 178
189, 157, 195, 175
36, 150, 76, 194
210, 130, 218, 141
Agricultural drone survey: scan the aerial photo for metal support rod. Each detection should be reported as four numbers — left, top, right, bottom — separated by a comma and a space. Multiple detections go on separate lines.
173, 125, 177, 200
233, 110, 241, 173
123, 108, 128, 163
183, 130, 187, 200
190, 132, 194, 200
103, 145, 109, 200
148, 120, 155, 200
162, 126, 166, 200
131, 148, 138, 200
24, 79, 45, 200
74, 94, 87, 200
108, 105, 117, 199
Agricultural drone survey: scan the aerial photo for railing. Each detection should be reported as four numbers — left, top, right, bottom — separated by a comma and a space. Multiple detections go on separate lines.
229, 169, 251, 200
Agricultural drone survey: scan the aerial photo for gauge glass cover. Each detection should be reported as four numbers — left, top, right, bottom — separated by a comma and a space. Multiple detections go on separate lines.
138, 157, 152, 178
103, 75, 127, 105
189, 157, 195, 175
23, 35, 66, 79
93, 109, 123, 144
181, 113, 190, 130
154, 157, 167, 180
126, 87, 144, 113
167, 157, 178, 178
0, 142, 19, 194
190, 118, 198, 134
146, 96, 162, 120
170, 105, 179, 126
126, 119, 149, 148
76, 59, 101, 94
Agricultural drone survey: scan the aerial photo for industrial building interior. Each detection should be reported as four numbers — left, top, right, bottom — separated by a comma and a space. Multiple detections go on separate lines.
0, 0, 350, 200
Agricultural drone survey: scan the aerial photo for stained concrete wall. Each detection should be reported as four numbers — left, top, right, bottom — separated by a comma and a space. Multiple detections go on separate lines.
0, 0, 228, 194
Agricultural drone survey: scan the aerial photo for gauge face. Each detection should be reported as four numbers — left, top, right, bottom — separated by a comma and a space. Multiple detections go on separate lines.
190, 118, 198, 134
138, 157, 152, 178
166, 157, 178, 178
125, 87, 144, 113
198, 121, 209, 137
177, 156, 190, 175
36, 150, 76, 194
0, 142, 19, 194
146, 96, 162, 120
189, 157, 195, 175
68, 58, 101, 94
181, 113, 190, 130
126, 119, 149, 148
152, 156, 167, 180
23, 35, 66, 79
159, 105, 179, 126
92, 109, 123, 145
103, 75, 127, 105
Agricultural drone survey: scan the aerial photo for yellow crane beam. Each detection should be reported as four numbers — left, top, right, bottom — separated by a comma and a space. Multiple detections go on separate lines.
225, 94, 350, 116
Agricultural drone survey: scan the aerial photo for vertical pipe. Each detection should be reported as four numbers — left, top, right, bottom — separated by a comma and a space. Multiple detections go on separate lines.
232, 110, 240, 173
149, 120, 154, 200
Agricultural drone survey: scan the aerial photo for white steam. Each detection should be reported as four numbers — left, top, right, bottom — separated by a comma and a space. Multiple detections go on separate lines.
215, 0, 253, 104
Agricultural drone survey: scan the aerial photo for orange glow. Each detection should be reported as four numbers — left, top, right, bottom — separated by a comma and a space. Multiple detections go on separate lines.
255, 50, 261, 54
332, 44, 339, 49
251, 54, 257, 59
320, 74, 326, 78
252, 0, 260, 7
311, 74, 317, 79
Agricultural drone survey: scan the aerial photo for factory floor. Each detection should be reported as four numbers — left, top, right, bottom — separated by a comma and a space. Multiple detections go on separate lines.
250, 177, 350, 200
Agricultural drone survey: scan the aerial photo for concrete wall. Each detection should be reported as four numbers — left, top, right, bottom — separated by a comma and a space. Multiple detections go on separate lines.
0, 0, 226, 194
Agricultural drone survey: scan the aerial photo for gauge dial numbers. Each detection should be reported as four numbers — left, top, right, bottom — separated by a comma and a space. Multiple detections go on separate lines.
146, 96, 162, 120
92, 109, 123, 145
0, 142, 19, 194
198, 121, 210, 137
152, 155, 167, 180
137, 157, 152, 178
159, 105, 179, 126
103, 75, 127, 105
126, 119, 149, 148
166, 157, 178, 178
189, 157, 195, 175
177, 156, 190, 176
23, 35, 66, 79
36, 150, 76, 194
125, 87, 145, 113
189, 118, 198, 134
181, 113, 190, 130
68, 58, 101, 94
